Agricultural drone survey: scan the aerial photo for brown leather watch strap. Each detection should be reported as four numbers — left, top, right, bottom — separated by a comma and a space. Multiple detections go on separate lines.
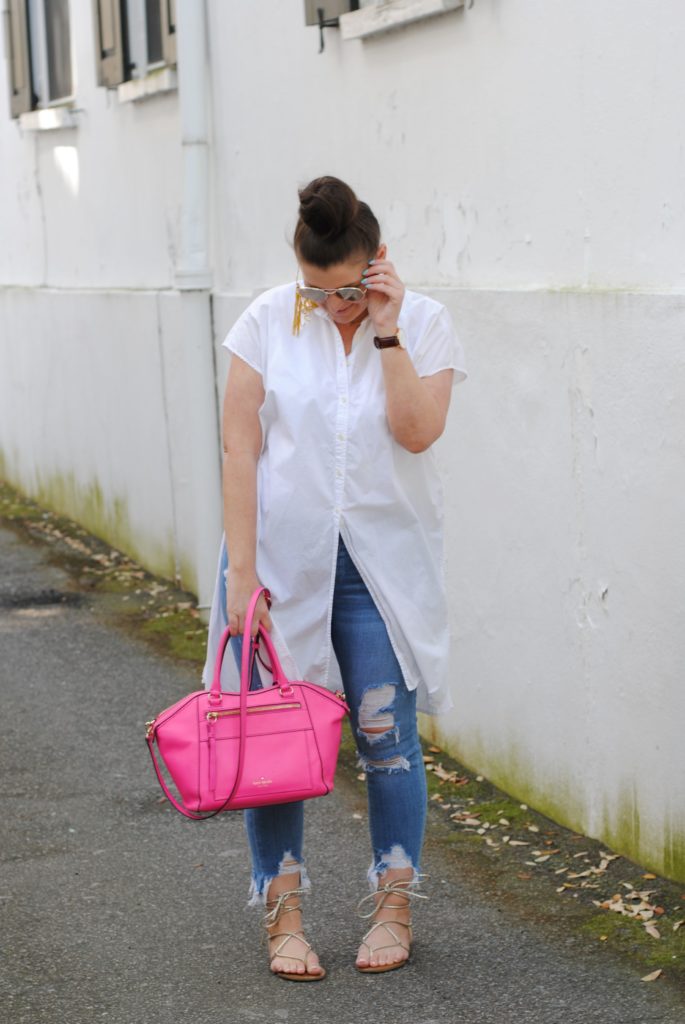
373, 334, 402, 349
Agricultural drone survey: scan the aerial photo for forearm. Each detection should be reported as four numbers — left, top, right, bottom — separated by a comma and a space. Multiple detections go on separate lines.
380, 348, 443, 453
222, 450, 259, 577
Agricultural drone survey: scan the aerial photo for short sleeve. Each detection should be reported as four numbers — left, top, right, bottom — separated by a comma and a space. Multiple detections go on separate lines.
222, 306, 262, 375
410, 305, 468, 387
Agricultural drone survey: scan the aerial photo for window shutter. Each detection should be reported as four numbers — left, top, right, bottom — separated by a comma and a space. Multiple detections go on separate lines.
5, 0, 32, 117
160, 0, 176, 65
93, 0, 125, 87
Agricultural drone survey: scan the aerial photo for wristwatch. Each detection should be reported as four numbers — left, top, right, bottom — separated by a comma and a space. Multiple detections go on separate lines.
373, 331, 404, 350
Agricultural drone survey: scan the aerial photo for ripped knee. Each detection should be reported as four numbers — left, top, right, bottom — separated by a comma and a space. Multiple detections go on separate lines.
358, 751, 411, 773
356, 683, 412, 772
357, 683, 399, 744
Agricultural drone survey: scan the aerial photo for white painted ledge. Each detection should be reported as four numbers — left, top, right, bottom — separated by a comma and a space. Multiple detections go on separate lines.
19, 107, 79, 132
340, 0, 464, 40
118, 67, 178, 105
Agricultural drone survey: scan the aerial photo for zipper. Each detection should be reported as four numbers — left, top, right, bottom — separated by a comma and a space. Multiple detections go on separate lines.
206, 702, 300, 721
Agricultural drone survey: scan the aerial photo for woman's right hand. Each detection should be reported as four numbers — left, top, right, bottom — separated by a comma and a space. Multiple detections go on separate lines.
226, 569, 273, 637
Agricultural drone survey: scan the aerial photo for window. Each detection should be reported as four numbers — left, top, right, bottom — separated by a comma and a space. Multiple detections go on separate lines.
94, 0, 176, 89
5, 0, 73, 117
340, 0, 465, 41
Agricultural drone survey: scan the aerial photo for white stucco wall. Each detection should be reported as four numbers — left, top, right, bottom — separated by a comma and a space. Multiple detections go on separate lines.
208, 0, 685, 292
1, 0, 684, 879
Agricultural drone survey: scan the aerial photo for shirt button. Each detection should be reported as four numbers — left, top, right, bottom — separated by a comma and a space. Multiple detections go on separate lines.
337, 433, 344, 442
336, 469, 342, 478
341, 396, 347, 404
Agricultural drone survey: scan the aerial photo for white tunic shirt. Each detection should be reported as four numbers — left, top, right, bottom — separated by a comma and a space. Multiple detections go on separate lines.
202, 282, 468, 715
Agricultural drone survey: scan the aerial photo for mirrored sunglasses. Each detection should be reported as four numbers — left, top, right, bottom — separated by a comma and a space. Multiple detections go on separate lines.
297, 283, 367, 304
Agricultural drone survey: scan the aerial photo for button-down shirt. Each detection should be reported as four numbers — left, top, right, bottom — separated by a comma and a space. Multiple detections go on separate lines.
202, 282, 467, 714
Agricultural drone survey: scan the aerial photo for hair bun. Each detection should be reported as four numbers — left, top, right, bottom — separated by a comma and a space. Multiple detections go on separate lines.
298, 176, 359, 240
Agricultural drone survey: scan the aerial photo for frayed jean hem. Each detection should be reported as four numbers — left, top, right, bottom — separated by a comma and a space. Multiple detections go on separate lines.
247, 861, 311, 908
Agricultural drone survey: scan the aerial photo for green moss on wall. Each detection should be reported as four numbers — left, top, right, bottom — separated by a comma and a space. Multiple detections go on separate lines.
32, 467, 177, 582
420, 716, 685, 885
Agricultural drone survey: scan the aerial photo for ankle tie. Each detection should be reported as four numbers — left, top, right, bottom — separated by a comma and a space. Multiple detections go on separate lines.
264, 887, 307, 928
356, 879, 428, 920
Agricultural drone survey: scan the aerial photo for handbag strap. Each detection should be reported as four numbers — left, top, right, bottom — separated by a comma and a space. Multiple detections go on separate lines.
148, 586, 278, 821
146, 735, 229, 820
233, 586, 274, 806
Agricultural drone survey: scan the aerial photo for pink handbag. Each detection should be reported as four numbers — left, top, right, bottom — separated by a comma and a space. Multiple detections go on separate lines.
145, 587, 349, 819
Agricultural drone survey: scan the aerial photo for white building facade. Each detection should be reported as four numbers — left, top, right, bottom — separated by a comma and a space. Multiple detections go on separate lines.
1, 0, 684, 881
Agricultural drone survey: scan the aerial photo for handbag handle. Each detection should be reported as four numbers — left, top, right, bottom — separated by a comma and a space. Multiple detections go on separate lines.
148, 586, 282, 821
209, 586, 286, 698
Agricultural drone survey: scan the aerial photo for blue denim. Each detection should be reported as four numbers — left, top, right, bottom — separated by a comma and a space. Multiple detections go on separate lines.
228, 534, 427, 903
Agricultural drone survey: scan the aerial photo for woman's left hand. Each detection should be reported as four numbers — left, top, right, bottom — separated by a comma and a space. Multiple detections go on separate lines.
363, 259, 406, 337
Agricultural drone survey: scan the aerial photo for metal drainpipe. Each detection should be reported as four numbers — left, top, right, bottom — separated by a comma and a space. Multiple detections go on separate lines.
174, 0, 222, 615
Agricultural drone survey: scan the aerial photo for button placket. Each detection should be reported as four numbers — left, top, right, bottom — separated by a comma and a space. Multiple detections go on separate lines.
333, 334, 350, 518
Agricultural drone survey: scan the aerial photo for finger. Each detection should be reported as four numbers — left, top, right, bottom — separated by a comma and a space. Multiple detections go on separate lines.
228, 611, 240, 636
365, 281, 404, 298
250, 602, 267, 637
365, 274, 400, 287
364, 269, 399, 285
256, 602, 273, 631
366, 259, 395, 274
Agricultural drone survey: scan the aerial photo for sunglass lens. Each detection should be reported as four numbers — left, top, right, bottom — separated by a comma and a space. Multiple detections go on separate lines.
298, 287, 326, 303
337, 288, 365, 301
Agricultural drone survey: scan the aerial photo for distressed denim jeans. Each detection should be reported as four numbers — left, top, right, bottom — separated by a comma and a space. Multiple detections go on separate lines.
229, 534, 428, 904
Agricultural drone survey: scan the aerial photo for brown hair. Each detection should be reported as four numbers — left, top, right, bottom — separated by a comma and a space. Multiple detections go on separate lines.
293, 176, 381, 268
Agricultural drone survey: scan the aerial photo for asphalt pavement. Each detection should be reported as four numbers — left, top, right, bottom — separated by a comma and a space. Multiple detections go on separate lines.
1, 522, 684, 1024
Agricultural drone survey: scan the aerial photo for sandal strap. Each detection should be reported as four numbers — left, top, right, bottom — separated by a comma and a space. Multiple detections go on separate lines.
359, 919, 412, 956
356, 879, 428, 921
263, 887, 307, 928
269, 929, 314, 968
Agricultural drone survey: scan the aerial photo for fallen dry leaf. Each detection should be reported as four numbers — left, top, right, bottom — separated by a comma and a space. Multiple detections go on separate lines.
451, 813, 481, 826
673, 920, 684, 932
641, 969, 663, 982
517, 873, 532, 880
643, 873, 657, 879
644, 924, 661, 939
428, 745, 442, 753
508, 840, 530, 847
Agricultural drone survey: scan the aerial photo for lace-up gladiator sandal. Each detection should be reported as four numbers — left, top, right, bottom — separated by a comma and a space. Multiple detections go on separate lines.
355, 878, 428, 974
263, 887, 326, 982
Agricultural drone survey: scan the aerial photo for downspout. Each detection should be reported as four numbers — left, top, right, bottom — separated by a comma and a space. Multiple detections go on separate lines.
174, 0, 222, 614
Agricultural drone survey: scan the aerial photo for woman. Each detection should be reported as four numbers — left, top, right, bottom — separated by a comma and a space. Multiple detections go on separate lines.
202, 176, 468, 980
